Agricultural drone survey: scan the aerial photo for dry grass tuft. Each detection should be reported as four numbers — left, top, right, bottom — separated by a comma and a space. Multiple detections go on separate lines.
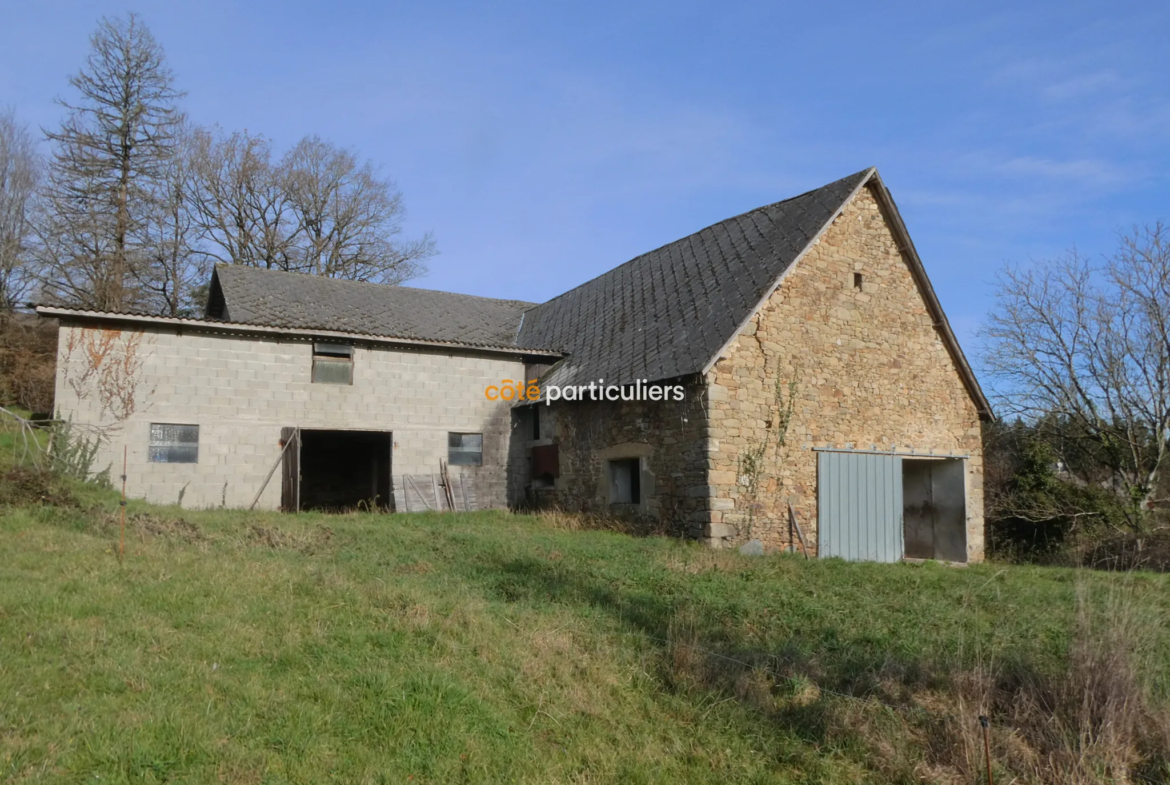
660, 547, 744, 575
246, 523, 334, 553
923, 581, 1170, 784
535, 507, 672, 537
129, 511, 205, 542
660, 580, 1170, 785
665, 608, 708, 693
0, 466, 77, 507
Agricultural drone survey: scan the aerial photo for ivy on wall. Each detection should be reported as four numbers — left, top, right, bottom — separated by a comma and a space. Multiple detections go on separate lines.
737, 370, 798, 539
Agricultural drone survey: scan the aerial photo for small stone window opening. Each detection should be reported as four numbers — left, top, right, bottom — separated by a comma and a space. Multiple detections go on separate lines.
608, 458, 641, 504
854, 272, 864, 290
312, 342, 354, 385
149, 423, 199, 463
448, 432, 483, 466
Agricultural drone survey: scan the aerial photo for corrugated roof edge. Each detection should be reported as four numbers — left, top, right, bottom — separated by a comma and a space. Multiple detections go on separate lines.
35, 305, 565, 358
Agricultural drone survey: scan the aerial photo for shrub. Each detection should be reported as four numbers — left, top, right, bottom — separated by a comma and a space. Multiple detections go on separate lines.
985, 422, 1139, 567
47, 418, 107, 484
0, 313, 57, 415
0, 466, 77, 507
935, 583, 1170, 783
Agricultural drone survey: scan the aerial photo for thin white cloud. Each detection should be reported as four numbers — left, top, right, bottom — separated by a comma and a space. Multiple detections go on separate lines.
982, 50, 1170, 143
989, 155, 1136, 188
987, 56, 1121, 102
1041, 70, 1122, 101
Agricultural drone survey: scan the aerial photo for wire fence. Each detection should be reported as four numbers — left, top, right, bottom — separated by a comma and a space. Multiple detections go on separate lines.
0, 406, 108, 476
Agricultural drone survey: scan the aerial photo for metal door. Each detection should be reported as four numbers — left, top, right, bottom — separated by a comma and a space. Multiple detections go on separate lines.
817, 451, 903, 562
930, 459, 968, 562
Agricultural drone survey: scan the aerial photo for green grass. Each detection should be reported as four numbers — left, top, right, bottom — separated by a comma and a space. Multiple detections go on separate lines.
2, 478, 1169, 783
0, 407, 51, 466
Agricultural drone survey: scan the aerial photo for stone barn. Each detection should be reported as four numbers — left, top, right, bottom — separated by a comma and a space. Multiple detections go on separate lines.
41, 167, 992, 562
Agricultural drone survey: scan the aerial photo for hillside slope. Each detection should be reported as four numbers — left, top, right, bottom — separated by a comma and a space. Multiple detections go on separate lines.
2, 479, 1168, 783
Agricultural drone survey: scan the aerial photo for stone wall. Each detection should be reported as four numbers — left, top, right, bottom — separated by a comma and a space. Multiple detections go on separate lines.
53, 321, 525, 510
512, 379, 710, 534
701, 185, 985, 560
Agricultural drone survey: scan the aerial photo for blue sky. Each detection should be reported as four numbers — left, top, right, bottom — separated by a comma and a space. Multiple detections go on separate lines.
3, 1, 1168, 358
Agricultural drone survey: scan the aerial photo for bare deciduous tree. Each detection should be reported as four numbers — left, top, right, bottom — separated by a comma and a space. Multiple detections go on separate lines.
284, 135, 433, 283
0, 110, 40, 312
38, 13, 184, 311
188, 127, 297, 272
983, 224, 1170, 522
27, 14, 430, 317
135, 122, 202, 316
190, 131, 433, 284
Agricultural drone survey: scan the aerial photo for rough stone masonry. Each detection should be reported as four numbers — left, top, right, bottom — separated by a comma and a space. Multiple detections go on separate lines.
702, 186, 984, 558
520, 182, 984, 560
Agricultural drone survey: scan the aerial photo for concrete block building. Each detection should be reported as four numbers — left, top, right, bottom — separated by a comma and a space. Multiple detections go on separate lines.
41, 167, 993, 562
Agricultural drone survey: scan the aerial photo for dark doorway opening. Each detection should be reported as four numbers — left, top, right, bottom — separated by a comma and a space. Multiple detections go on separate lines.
902, 458, 967, 562
289, 429, 392, 512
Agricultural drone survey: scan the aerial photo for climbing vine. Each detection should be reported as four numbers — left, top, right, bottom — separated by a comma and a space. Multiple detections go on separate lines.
737, 372, 798, 539
60, 326, 152, 422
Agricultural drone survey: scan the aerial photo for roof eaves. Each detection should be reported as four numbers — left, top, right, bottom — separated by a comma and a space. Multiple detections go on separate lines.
35, 306, 564, 359
866, 172, 994, 420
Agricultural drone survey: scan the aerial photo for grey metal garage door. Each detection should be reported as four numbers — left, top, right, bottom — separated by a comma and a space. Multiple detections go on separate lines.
817, 451, 904, 562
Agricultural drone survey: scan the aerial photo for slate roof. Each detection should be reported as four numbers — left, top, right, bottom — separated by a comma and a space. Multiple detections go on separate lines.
207, 265, 536, 350
515, 169, 872, 388
41, 166, 991, 416
204, 169, 871, 379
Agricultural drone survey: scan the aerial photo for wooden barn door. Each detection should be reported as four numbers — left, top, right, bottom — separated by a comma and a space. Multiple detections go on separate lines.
280, 427, 301, 512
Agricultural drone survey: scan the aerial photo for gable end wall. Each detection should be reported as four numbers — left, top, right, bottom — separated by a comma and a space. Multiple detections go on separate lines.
703, 185, 985, 560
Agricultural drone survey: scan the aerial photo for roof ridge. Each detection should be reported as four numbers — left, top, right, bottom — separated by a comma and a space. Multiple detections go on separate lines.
522, 168, 874, 316
213, 264, 537, 309
514, 167, 877, 389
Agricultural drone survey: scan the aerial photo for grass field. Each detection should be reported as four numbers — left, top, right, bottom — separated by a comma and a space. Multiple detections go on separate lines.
2, 466, 1169, 783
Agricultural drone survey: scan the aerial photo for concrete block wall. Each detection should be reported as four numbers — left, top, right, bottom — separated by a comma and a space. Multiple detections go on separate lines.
702, 184, 986, 559
54, 322, 525, 510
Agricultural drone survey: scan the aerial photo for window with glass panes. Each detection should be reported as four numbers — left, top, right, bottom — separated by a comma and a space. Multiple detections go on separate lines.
312, 343, 354, 384
448, 433, 483, 465
149, 423, 199, 463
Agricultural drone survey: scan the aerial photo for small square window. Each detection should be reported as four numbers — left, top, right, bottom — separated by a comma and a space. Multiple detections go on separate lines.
149, 423, 199, 463
312, 342, 353, 385
448, 432, 483, 466
854, 272, 864, 290
608, 458, 640, 504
